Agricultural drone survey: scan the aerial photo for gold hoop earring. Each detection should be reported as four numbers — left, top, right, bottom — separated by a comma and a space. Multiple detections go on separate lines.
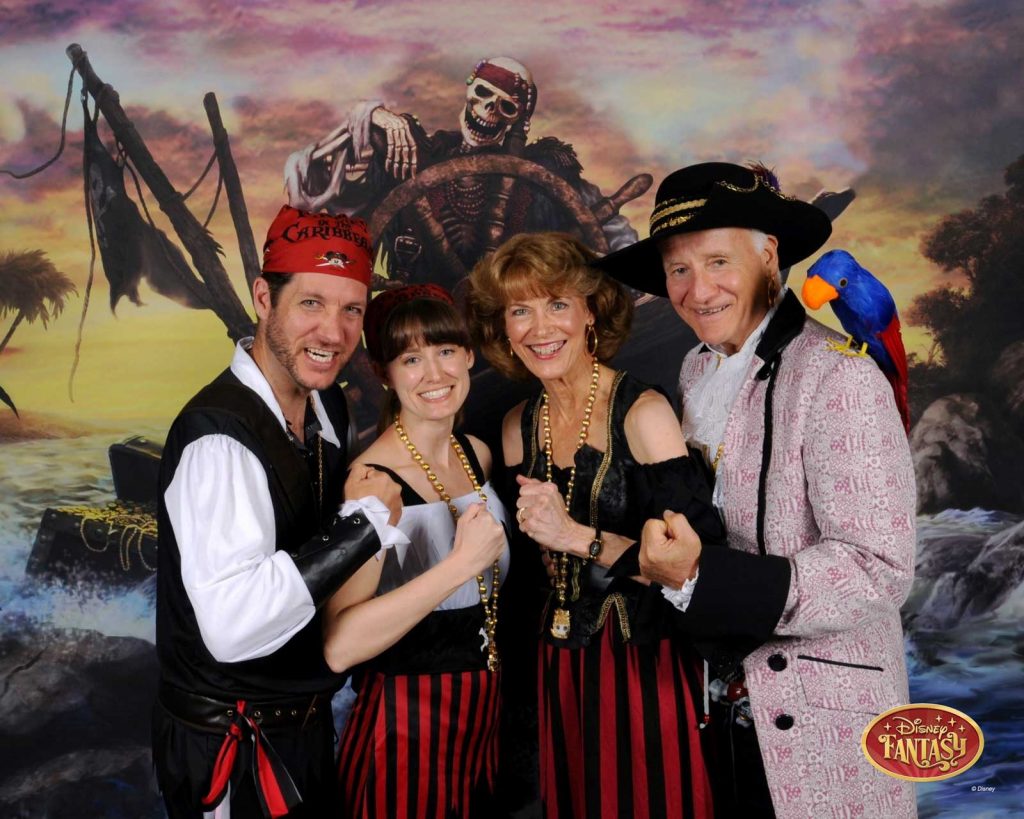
766, 272, 780, 306
585, 323, 599, 358
507, 337, 516, 358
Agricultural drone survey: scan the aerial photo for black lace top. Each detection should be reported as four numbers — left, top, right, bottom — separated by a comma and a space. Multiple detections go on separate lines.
515, 371, 725, 648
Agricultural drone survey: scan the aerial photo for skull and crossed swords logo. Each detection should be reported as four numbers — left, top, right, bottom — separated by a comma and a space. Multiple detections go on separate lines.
315, 251, 353, 269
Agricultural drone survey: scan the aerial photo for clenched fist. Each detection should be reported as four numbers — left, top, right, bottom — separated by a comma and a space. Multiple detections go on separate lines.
639, 510, 703, 590
451, 503, 506, 579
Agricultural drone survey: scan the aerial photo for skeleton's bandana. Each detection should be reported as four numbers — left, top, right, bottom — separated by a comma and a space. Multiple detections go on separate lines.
262, 205, 373, 286
472, 61, 536, 119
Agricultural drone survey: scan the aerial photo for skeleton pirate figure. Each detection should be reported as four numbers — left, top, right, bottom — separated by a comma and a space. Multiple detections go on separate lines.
285, 57, 650, 294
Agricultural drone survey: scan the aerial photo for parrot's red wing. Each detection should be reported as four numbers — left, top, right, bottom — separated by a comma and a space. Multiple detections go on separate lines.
879, 315, 910, 434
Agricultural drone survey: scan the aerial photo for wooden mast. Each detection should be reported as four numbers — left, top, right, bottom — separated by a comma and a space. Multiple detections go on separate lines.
204, 92, 262, 295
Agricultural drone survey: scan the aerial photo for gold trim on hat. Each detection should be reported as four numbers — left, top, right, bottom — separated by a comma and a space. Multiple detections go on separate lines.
651, 196, 708, 221
715, 175, 798, 201
650, 212, 698, 236
650, 197, 708, 235
715, 177, 760, 194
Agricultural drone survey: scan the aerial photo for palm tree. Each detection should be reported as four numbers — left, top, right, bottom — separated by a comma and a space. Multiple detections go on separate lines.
0, 249, 78, 414
0, 249, 77, 355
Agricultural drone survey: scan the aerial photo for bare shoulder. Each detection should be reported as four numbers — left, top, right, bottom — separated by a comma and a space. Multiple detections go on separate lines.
464, 434, 494, 481
351, 429, 398, 470
624, 389, 688, 464
502, 400, 528, 468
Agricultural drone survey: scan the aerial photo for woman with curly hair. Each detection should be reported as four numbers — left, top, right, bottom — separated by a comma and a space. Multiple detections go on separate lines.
468, 232, 723, 819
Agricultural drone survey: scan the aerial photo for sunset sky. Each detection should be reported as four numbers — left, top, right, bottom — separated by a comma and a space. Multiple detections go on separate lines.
1, 0, 1022, 428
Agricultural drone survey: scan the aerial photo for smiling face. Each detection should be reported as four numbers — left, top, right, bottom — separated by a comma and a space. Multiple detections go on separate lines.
252, 271, 367, 396
659, 227, 779, 355
504, 290, 595, 383
385, 340, 474, 424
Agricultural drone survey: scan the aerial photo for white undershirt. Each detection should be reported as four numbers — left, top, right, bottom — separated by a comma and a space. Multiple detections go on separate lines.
164, 339, 407, 663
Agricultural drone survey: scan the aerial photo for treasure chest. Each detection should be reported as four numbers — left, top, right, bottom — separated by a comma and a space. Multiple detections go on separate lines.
108, 435, 164, 504
27, 501, 157, 587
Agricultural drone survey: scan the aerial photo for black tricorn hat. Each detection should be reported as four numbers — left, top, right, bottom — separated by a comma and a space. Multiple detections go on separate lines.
594, 162, 832, 297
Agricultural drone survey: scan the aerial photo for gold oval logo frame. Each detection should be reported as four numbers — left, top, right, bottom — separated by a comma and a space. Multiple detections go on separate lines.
861, 703, 984, 782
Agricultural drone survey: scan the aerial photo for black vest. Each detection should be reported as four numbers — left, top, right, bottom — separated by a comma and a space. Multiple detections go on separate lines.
156, 368, 351, 699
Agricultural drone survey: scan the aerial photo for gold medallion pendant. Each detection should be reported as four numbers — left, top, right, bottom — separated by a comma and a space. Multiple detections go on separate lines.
550, 607, 571, 639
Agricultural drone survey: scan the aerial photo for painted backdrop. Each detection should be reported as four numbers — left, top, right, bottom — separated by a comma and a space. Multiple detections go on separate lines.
1, 1, 1022, 816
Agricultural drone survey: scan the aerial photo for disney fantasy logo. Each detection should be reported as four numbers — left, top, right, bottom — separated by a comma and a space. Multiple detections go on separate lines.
862, 704, 984, 782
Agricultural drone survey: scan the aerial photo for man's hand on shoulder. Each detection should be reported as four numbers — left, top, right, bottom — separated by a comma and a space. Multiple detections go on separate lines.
345, 465, 402, 526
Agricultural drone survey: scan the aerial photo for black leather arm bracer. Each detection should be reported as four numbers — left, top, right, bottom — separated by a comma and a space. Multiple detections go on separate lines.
290, 513, 381, 608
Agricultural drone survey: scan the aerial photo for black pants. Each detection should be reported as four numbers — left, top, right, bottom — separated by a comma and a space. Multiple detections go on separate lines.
152, 700, 337, 818
708, 702, 776, 818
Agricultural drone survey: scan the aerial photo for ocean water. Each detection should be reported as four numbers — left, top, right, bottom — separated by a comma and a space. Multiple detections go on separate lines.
910, 511, 1024, 818
1, 437, 1021, 817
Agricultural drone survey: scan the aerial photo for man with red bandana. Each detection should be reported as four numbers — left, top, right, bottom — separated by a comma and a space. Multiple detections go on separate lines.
152, 206, 405, 818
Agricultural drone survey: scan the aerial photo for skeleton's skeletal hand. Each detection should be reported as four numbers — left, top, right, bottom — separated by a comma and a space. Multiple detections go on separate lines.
371, 106, 418, 180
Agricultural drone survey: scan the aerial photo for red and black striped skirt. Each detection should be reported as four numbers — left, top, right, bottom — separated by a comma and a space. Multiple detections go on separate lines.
538, 613, 713, 819
338, 668, 500, 818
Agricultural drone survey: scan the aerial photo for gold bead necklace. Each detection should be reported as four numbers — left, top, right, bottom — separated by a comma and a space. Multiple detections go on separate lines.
394, 418, 501, 672
541, 357, 601, 639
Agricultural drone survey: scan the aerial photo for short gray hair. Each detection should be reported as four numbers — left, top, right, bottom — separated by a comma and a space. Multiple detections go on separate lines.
749, 229, 770, 254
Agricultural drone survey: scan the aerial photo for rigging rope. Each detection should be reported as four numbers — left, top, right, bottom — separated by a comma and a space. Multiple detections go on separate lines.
0, 66, 76, 179
204, 171, 224, 228
68, 94, 100, 402
183, 150, 218, 200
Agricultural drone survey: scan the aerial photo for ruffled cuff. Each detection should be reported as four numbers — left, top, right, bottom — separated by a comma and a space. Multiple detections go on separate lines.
340, 496, 410, 559
660, 569, 699, 611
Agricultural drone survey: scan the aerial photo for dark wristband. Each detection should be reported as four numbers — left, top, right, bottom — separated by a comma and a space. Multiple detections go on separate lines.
291, 513, 381, 608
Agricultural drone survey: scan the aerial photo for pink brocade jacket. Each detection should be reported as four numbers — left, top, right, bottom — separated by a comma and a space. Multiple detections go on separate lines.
678, 294, 917, 818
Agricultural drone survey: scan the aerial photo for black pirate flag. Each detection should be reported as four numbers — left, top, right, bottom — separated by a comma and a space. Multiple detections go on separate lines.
83, 110, 209, 311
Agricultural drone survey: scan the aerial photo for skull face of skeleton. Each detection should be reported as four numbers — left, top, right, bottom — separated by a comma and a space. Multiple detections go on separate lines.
460, 57, 533, 148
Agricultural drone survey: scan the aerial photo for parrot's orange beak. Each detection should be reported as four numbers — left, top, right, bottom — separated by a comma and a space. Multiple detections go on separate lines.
801, 275, 839, 310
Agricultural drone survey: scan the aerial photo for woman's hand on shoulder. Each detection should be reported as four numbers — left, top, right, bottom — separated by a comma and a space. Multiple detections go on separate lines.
501, 400, 528, 468
624, 389, 688, 464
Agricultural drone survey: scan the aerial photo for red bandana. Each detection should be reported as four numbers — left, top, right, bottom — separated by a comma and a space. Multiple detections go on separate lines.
472, 61, 536, 119
262, 205, 372, 286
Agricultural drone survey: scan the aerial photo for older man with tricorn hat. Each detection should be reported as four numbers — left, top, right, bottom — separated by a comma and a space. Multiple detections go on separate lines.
152, 205, 406, 818
595, 163, 917, 818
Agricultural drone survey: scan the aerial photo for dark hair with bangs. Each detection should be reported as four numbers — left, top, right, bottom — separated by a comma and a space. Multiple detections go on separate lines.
370, 297, 472, 433
466, 232, 634, 380
369, 297, 471, 365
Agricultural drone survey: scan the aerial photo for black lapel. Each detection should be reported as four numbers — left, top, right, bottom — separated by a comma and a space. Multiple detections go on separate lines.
755, 289, 806, 365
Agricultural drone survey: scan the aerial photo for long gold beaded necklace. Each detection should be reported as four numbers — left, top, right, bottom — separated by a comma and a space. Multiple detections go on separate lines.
542, 358, 601, 639
394, 418, 501, 672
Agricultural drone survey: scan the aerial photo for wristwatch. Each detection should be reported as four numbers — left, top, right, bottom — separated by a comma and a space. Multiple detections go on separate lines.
587, 529, 603, 560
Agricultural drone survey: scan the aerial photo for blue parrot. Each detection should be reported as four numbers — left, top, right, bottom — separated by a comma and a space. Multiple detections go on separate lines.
801, 249, 910, 433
